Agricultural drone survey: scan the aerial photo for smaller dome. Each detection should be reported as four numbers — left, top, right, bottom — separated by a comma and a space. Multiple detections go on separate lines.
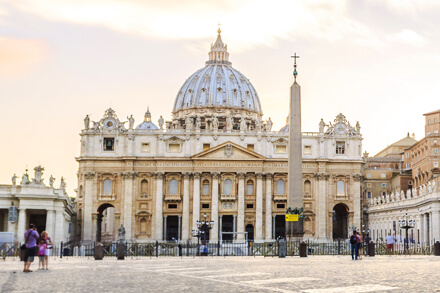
136, 108, 158, 130
279, 125, 289, 132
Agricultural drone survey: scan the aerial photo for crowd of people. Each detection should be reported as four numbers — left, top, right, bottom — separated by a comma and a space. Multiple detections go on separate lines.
22, 224, 53, 272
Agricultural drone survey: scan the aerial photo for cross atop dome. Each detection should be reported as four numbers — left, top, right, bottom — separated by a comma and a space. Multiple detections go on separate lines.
206, 27, 231, 66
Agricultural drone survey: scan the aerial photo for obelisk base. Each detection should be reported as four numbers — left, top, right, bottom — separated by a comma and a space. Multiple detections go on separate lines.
286, 219, 304, 241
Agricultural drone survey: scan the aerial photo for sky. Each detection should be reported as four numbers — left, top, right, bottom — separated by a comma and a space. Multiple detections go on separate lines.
1, 0, 439, 197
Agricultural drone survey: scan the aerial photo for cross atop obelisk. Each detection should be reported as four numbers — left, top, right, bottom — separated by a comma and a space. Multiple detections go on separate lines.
291, 53, 300, 80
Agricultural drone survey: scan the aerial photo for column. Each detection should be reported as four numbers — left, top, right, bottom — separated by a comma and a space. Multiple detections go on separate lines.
255, 173, 263, 241
192, 173, 201, 232
163, 216, 167, 241
272, 215, 276, 240
237, 173, 245, 241
265, 174, 273, 240
83, 172, 95, 243
155, 173, 164, 240
353, 175, 362, 234
219, 215, 223, 241
181, 173, 191, 241
17, 208, 26, 242
233, 215, 237, 240
46, 210, 54, 239
421, 213, 426, 244
55, 209, 64, 243
210, 172, 219, 241
178, 216, 181, 241
317, 173, 328, 239
123, 172, 136, 241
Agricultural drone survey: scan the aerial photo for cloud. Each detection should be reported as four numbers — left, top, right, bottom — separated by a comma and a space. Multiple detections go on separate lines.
7, 0, 382, 52
387, 29, 427, 48
0, 37, 47, 77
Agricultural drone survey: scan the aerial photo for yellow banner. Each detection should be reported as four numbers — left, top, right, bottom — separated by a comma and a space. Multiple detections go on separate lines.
285, 214, 299, 222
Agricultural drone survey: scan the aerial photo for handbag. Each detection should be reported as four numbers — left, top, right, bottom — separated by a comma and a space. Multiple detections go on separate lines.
20, 230, 32, 261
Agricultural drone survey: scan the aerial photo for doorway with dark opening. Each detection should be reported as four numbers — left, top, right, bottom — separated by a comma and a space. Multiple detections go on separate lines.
333, 203, 349, 239
274, 215, 286, 240
166, 216, 179, 241
221, 215, 234, 242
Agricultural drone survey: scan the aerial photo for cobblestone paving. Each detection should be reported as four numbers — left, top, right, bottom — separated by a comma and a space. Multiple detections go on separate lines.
1, 255, 440, 292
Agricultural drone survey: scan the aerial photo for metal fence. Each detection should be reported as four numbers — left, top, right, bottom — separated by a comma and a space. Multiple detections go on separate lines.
1, 240, 437, 259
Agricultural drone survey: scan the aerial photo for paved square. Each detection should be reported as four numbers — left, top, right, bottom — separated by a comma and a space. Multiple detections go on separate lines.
1, 256, 440, 292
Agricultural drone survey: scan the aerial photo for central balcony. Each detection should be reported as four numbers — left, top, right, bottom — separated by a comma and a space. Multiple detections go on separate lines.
220, 194, 236, 201
164, 194, 182, 202
273, 194, 287, 201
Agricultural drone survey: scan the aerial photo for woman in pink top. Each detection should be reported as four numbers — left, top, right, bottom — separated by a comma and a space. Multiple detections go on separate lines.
41, 231, 52, 270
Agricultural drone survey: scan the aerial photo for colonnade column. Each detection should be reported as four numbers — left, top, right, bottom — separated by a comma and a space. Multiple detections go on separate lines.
421, 213, 426, 244
83, 172, 95, 243
192, 173, 201, 232
265, 174, 273, 241
155, 173, 164, 240
211, 172, 219, 241
45, 210, 54, 240
17, 208, 26, 242
123, 171, 136, 241
237, 173, 245, 241
54, 209, 64, 243
181, 172, 191, 241
255, 173, 263, 241
219, 215, 223, 241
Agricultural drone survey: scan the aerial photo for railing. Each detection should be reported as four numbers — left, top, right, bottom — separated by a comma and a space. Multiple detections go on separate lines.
220, 194, 236, 201
2, 240, 436, 259
164, 194, 181, 201
273, 194, 287, 201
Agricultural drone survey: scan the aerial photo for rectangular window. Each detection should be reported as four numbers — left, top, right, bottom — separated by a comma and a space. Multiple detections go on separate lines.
168, 143, 181, 153
381, 183, 388, 188
336, 142, 345, 154
276, 203, 285, 209
435, 162, 439, 168
406, 163, 410, 169
367, 192, 372, 198
201, 203, 210, 209
304, 145, 312, 155
435, 118, 438, 123
381, 174, 386, 178
246, 204, 254, 209
366, 183, 372, 187
247, 144, 254, 151
103, 138, 114, 151
406, 153, 409, 158
168, 204, 178, 209
434, 148, 438, 154
428, 119, 431, 125
275, 145, 287, 153
203, 143, 210, 151
366, 174, 371, 178
141, 143, 150, 152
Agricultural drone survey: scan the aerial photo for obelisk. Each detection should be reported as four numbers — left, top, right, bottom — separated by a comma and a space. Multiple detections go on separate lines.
286, 53, 304, 240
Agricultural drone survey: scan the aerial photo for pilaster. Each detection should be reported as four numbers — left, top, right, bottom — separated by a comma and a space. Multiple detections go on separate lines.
265, 173, 273, 240
255, 173, 263, 241
237, 172, 245, 241
182, 172, 191, 241
211, 172, 219, 241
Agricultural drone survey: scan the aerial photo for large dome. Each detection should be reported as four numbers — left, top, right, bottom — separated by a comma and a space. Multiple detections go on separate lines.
172, 29, 262, 123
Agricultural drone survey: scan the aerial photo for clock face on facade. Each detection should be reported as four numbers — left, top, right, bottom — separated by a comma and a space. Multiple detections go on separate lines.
104, 119, 115, 129
335, 123, 346, 134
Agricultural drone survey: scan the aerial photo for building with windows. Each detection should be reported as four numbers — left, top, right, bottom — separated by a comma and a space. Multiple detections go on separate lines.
76, 30, 364, 243
0, 166, 76, 244
367, 111, 440, 243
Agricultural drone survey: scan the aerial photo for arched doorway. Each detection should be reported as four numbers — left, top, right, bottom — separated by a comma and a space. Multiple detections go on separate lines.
333, 203, 349, 239
245, 224, 254, 241
97, 203, 115, 242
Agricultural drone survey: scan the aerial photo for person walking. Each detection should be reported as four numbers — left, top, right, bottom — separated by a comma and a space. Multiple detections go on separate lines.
364, 234, 371, 256
23, 224, 39, 272
357, 232, 363, 260
41, 231, 52, 270
349, 230, 360, 260
386, 233, 394, 255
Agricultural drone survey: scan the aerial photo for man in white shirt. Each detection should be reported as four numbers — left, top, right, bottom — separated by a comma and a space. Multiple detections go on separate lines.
385, 233, 394, 255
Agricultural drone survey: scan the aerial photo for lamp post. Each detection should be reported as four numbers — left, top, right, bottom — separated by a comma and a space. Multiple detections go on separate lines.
191, 213, 214, 256
399, 214, 415, 254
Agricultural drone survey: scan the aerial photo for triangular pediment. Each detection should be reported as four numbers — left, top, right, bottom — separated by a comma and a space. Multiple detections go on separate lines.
192, 141, 266, 160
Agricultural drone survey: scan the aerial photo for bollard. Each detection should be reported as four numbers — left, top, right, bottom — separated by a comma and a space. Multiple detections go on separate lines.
299, 241, 307, 257
60, 241, 63, 259
368, 241, 375, 257
94, 243, 104, 260
435, 241, 440, 256
278, 240, 286, 258
116, 241, 125, 260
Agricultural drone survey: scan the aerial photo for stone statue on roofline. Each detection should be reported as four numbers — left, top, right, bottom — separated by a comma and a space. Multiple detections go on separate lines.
158, 116, 164, 130
84, 115, 90, 130
11, 174, 17, 186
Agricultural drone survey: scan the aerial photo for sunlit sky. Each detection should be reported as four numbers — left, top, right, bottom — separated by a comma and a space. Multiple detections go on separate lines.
1, 0, 439, 196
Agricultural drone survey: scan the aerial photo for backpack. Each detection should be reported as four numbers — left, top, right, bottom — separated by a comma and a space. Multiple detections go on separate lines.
350, 235, 357, 245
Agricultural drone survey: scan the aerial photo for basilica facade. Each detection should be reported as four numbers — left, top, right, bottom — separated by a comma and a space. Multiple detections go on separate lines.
76, 30, 364, 243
